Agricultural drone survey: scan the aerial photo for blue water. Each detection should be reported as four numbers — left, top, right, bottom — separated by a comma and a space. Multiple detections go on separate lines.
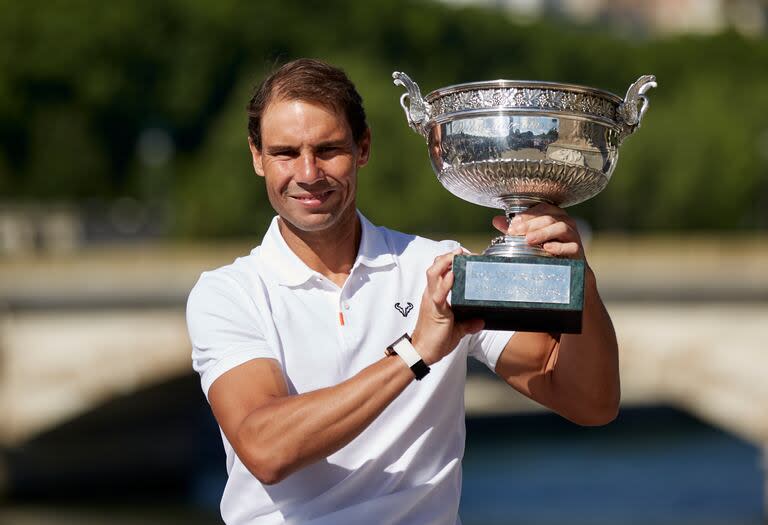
190, 405, 764, 524
460, 407, 764, 525
6, 379, 762, 525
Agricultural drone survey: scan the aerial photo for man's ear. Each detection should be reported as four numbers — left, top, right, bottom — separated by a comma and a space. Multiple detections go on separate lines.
248, 136, 265, 177
357, 128, 372, 168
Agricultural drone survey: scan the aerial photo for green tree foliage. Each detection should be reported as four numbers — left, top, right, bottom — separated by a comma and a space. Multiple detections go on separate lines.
1, 0, 766, 236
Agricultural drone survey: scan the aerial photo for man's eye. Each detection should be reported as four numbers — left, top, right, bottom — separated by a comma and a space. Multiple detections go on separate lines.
272, 150, 296, 157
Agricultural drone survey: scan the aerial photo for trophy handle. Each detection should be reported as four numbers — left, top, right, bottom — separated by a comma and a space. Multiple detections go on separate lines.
617, 75, 657, 141
392, 71, 431, 138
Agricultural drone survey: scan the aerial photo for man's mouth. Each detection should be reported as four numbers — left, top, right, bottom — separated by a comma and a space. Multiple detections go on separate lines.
290, 189, 334, 206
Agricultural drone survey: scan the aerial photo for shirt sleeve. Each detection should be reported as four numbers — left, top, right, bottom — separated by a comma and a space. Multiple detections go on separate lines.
467, 329, 514, 372
186, 271, 279, 400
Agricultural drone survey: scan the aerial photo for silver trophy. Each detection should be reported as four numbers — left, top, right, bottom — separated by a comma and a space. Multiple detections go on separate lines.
394, 71, 656, 333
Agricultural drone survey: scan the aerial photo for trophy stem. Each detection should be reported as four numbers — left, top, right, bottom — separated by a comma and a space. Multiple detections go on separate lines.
500, 195, 552, 218
482, 195, 553, 257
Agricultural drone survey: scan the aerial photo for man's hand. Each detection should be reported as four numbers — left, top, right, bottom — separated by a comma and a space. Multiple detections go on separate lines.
411, 248, 484, 365
488, 203, 620, 425
492, 203, 585, 260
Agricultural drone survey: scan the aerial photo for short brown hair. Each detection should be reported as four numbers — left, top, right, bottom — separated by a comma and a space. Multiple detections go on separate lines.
247, 58, 368, 150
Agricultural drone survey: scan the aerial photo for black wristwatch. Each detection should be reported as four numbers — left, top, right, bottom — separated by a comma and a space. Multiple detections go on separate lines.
386, 333, 430, 380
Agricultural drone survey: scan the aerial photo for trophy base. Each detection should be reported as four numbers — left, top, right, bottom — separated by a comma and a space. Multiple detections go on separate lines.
451, 254, 585, 334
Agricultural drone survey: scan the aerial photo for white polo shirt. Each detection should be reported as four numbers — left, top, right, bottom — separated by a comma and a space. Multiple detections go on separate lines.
187, 211, 512, 525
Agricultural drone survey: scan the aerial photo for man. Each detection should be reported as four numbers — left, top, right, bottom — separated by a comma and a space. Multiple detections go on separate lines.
187, 58, 619, 524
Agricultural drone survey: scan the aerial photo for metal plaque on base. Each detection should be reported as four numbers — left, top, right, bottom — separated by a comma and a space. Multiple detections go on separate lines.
394, 71, 656, 333
451, 255, 584, 333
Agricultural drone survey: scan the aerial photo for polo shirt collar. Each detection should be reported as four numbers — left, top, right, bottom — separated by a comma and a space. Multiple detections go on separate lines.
257, 216, 314, 287
356, 212, 396, 269
257, 210, 396, 287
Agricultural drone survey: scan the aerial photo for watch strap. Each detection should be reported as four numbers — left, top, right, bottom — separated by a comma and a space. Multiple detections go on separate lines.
386, 333, 430, 380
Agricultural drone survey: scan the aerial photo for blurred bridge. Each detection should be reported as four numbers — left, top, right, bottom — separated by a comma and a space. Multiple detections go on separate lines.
1, 236, 766, 456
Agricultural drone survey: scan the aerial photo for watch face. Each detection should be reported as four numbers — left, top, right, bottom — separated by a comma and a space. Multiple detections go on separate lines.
387, 333, 429, 379
394, 334, 411, 347
387, 333, 410, 354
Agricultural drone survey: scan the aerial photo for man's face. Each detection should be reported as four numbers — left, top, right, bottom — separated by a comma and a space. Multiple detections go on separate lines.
250, 98, 370, 234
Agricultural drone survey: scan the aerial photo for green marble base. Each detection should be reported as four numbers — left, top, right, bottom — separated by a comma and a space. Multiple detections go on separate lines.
451, 254, 585, 334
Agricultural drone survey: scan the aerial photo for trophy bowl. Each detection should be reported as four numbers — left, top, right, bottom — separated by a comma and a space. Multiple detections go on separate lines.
393, 72, 656, 257
393, 71, 656, 332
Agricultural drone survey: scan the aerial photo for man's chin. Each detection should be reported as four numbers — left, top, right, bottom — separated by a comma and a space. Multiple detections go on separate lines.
276, 197, 356, 234
283, 206, 359, 235
281, 212, 338, 233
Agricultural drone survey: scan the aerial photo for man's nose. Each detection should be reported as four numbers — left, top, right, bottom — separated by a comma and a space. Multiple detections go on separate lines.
296, 151, 322, 183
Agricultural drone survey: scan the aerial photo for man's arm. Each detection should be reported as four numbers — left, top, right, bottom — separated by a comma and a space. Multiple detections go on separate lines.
207, 250, 483, 485
490, 204, 620, 426
208, 354, 414, 485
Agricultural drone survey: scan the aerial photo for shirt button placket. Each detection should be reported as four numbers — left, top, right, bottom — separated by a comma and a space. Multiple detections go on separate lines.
338, 295, 349, 328
337, 292, 357, 358
334, 290, 348, 331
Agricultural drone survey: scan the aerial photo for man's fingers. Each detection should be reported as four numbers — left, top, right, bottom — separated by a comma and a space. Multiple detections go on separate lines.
517, 212, 576, 231
525, 221, 579, 245
431, 269, 454, 306
502, 203, 571, 235
495, 204, 586, 259
520, 214, 560, 232
426, 252, 455, 281
541, 241, 582, 258
426, 248, 461, 303
491, 215, 508, 234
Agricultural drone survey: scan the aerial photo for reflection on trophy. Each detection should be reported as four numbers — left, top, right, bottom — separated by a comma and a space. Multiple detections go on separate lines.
394, 71, 656, 333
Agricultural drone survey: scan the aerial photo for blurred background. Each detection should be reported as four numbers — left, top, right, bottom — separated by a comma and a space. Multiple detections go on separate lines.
0, 0, 766, 523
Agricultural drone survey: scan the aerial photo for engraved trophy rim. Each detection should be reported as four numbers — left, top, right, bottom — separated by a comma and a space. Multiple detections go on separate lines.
421, 78, 628, 134
424, 78, 624, 106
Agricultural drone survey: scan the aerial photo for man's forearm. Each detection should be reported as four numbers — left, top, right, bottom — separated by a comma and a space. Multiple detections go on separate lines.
555, 266, 620, 424
234, 354, 415, 485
